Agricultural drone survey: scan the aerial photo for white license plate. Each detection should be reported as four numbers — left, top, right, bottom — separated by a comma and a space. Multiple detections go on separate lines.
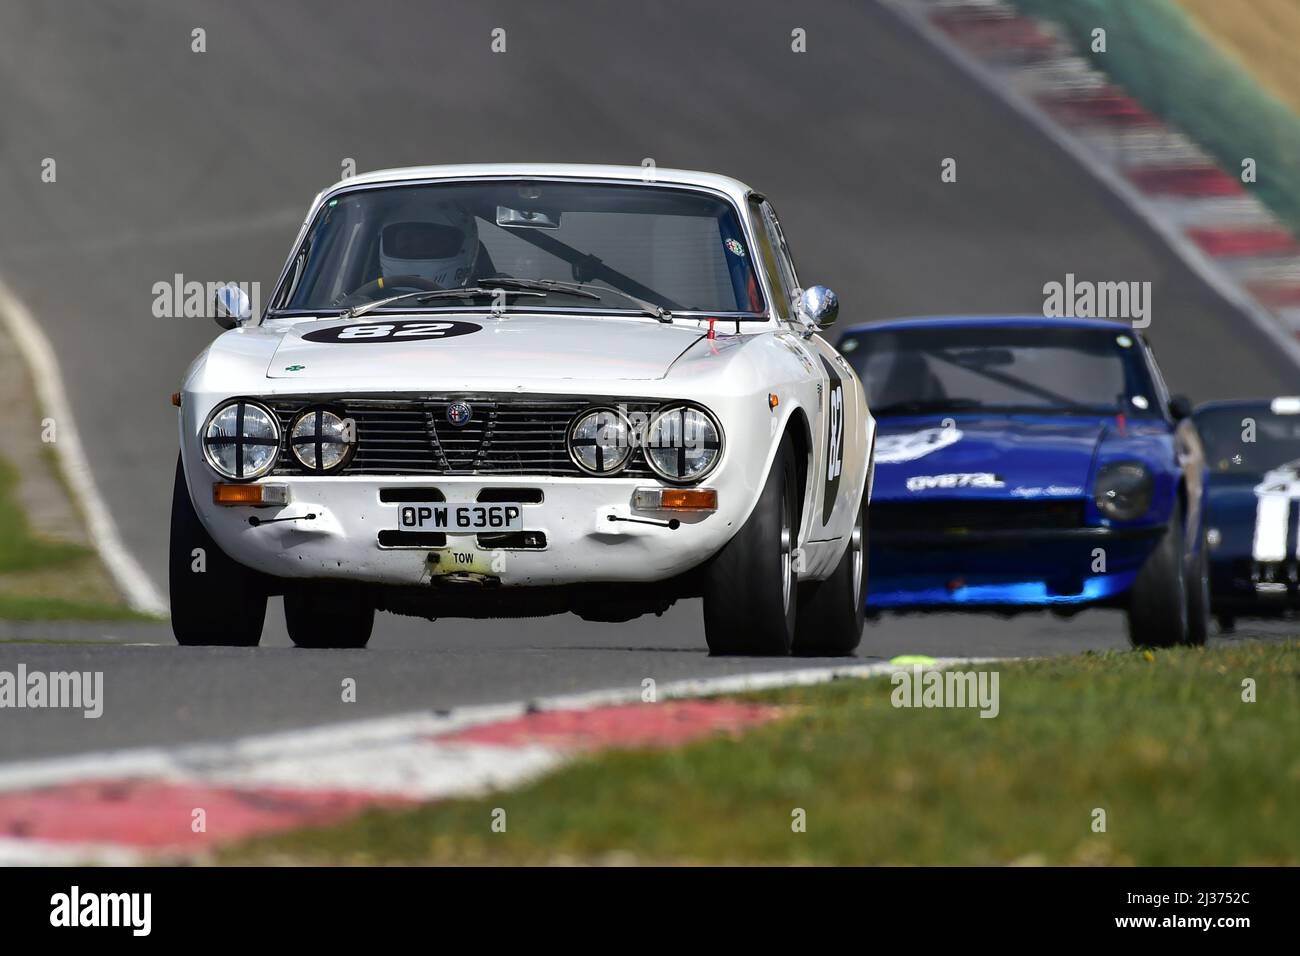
396, 502, 524, 534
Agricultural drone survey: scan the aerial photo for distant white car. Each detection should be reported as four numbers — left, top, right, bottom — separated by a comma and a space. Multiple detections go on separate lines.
171, 164, 875, 654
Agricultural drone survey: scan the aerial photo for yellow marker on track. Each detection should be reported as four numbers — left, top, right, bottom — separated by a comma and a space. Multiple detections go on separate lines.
890, 655, 937, 667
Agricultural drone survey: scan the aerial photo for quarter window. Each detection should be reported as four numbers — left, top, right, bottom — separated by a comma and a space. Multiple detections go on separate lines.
747, 197, 790, 317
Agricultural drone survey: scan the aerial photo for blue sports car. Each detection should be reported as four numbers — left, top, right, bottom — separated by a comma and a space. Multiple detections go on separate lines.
1191, 397, 1300, 630
836, 316, 1209, 647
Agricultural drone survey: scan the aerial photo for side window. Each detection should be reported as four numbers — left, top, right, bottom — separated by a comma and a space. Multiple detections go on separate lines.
761, 201, 801, 302
747, 196, 790, 318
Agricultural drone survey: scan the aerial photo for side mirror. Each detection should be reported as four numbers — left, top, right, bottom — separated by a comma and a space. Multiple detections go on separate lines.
212, 284, 253, 330
1168, 394, 1192, 421
798, 285, 839, 330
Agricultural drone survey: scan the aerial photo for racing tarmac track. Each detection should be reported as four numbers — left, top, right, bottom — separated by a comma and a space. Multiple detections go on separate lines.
0, 0, 1296, 759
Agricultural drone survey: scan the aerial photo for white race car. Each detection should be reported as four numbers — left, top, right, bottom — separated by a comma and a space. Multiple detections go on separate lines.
172, 164, 875, 655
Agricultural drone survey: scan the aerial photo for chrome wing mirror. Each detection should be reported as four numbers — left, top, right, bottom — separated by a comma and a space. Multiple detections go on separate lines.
212, 284, 253, 330
797, 285, 839, 336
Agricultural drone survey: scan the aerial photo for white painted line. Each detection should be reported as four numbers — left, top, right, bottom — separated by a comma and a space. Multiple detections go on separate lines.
0, 837, 145, 867
884, 0, 1300, 370
0, 657, 997, 793
207, 740, 568, 799
0, 277, 167, 616
0, 657, 1010, 864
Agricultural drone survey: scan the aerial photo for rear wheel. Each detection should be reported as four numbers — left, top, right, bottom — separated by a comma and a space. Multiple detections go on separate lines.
284, 582, 374, 649
702, 436, 798, 655
1126, 504, 1191, 648
793, 497, 866, 656
169, 459, 267, 646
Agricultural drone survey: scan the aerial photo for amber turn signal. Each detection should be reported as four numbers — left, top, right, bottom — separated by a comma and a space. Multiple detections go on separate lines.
212, 483, 290, 507
632, 487, 718, 512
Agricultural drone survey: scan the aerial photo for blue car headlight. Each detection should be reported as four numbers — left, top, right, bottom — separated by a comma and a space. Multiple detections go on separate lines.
1094, 461, 1153, 521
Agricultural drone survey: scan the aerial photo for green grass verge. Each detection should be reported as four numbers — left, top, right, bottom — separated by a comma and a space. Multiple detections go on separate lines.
0, 457, 89, 572
1008, 0, 1300, 239
0, 457, 150, 621
222, 641, 1300, 865
0, 595, 147, 622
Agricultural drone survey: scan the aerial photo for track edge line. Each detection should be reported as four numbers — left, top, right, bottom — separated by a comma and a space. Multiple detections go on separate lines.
0, 277, 167, 616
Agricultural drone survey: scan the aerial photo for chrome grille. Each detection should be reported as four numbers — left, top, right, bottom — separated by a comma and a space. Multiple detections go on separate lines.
269, 396, 659, 477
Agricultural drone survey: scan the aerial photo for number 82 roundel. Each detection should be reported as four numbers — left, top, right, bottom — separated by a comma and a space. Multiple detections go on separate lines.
302, 320, 482, 343
820, 355, 845, 526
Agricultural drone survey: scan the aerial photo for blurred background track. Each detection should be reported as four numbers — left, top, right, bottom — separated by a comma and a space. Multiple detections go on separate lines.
0, 0, 1294, 758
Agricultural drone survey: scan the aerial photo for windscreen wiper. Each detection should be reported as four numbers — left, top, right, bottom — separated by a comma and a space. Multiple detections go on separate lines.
480, 277, 674, 323
345, 286, 545, 318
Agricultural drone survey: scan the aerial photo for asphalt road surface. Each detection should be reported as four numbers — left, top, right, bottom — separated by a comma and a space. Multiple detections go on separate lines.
0, 0, 1295, 759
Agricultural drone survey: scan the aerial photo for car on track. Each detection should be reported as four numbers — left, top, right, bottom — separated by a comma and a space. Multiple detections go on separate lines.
1191, 397, 1300, 630
836, 315, 1208, 647
171, 164, 875, 655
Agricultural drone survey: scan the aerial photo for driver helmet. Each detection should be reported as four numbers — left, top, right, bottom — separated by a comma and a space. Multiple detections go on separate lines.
379, 203, 479, 289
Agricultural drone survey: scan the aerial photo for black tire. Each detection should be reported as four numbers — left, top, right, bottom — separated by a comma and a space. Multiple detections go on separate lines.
1126, 503, 1190, 648
284, 582, 374, 649
793, 496, 866, 656
702, 435, 798, 655
1185, 520, 1210, 647
169, 459, 267, 646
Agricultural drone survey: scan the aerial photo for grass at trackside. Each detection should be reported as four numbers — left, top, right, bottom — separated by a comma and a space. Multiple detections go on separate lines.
0, 458, 88, 573
0, 596, 145, 622
1174, 0, 1300, 118
0, 458, 145, 621
1009, 0, 1300, 239
223, 641, 1300, 865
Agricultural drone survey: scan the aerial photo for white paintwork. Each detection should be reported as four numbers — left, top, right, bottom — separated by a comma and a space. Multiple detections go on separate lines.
265, 315, 708, 382
1252, 460, 1300, 562
178, 165, 874, 596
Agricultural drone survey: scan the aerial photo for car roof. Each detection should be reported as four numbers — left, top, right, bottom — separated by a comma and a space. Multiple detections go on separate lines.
838, 314, 1138, 336
314, 163, 756, 206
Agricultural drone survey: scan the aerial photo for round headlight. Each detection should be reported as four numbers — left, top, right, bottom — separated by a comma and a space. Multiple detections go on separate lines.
1094, 461, 1153, 521
644, 404, 723, 483
567, 407, 632, 475
290, 407, 356, 473
202, 400, 280, 480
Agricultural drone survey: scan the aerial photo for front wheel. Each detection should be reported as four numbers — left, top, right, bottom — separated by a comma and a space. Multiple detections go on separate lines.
284, 582, 374, 648
1126, 504, 1192, 648
702, 436, 799, 655
169, 459, 267, 646
792, 497, 866, 656
1184, 521, 1210, 647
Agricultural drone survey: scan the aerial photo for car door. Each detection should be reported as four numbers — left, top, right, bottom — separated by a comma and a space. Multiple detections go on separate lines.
752, 197, 862, 539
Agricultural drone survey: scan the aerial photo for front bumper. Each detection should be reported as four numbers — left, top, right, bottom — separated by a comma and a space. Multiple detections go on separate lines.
1209, 557, 1300, 614
192, 474, 739, 587
867, 525, 1163, 610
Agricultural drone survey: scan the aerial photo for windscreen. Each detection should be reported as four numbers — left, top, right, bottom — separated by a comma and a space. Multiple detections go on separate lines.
837, 324, 1157, 416
1194, 406, 1300, 473
273, 180, 765, 315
